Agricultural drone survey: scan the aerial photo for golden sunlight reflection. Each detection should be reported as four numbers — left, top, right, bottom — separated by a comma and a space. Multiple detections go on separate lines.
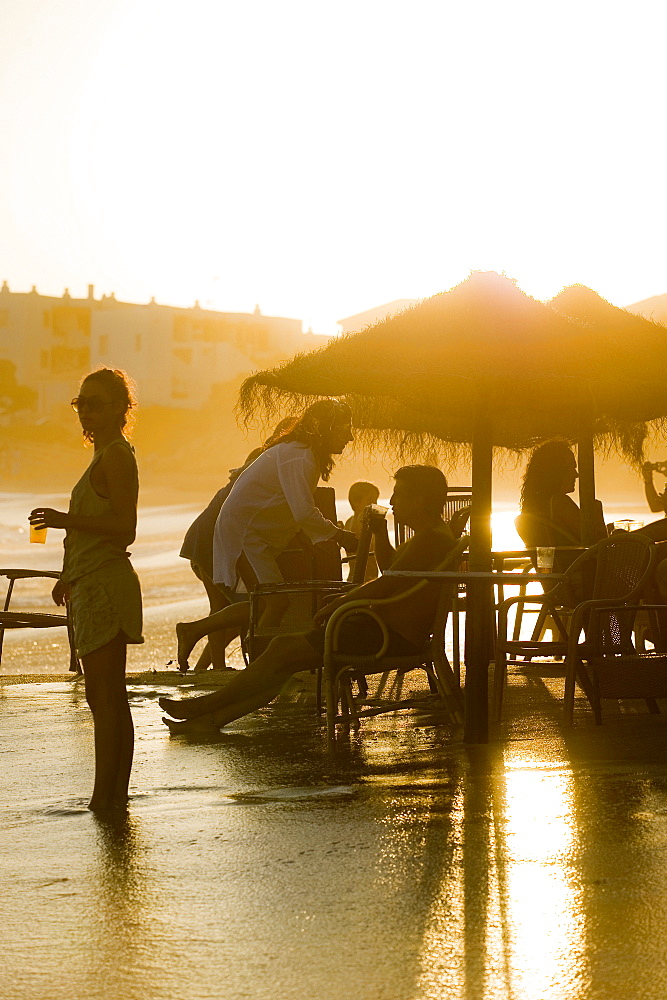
500, 759, 586, 999
492, 510, 523, 551
415, 757, 587, 999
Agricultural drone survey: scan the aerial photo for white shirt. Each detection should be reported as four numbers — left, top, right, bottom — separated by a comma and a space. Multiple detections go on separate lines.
212, 441, 338, 587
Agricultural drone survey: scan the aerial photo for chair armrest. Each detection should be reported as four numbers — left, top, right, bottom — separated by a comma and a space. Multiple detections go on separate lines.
323, 602, 390, 659
565, 596, 652, 659
496, 593, 558, 615
0, 569, 61, 581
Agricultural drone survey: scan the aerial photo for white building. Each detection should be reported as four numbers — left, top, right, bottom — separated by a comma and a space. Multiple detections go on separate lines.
0, 283, 328, 415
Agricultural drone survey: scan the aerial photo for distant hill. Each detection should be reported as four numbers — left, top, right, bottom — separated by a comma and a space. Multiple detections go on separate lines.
626, 293, 667, 326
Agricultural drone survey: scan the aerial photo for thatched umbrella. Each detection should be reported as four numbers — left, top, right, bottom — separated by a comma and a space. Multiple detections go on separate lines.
549, 283, 667, 515
239, 271, 667, 742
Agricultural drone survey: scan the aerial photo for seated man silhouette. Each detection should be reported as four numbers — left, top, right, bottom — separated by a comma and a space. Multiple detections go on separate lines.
159, 465, 457, 732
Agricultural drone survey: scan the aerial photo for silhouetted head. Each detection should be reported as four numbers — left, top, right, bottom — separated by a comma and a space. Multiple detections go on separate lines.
267, 399, 353, 480
72, 368, 137, 443
520, 439, 578, 513
390, 465, 448, 525
348, 481, 380, 513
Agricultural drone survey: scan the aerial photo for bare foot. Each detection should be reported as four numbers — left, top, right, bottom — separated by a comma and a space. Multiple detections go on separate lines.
162, 714, 219, 733
158, 695, 193, 719
176, 622, 199, 673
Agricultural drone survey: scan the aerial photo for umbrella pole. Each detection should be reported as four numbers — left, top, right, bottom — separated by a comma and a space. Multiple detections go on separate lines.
464, 404, 493, 744
577, 410, 599, 546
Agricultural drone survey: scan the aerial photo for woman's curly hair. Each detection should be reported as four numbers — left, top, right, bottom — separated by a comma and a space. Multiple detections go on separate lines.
79, 367, 137, 443
520, 439, 575, 514
265, 398, 352, 480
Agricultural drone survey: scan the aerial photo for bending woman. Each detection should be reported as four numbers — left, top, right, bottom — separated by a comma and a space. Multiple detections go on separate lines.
175, 398, 358, 671
30, 368, 142, 814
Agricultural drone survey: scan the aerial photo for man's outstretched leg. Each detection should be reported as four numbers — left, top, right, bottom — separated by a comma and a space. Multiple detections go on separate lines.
160, 633, 320, 729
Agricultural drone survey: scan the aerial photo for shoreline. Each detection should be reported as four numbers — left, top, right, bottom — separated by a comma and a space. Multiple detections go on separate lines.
0, 668, 242, 686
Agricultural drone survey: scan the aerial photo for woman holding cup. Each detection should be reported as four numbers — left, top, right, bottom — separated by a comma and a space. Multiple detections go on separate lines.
29, 368, 142, 814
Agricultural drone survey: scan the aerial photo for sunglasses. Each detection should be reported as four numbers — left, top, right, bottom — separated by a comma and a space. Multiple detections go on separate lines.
71, 396, 113, 413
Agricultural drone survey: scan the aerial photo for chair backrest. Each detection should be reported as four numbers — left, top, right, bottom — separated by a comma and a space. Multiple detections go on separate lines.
553, 531, 655, 609
394, 487, 472, 547
591, 531, 655, 602
444, 488, 473, 523
276, 486, 343, 582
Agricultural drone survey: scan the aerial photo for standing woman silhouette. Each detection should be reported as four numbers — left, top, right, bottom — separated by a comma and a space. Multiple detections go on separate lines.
30, 368, 143, 814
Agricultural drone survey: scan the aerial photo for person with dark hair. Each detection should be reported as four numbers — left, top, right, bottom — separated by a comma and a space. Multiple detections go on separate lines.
519, 439, 592, 543
159, 465, 456, 731
29, 368, 142, 813
173, 399, 358, 671
519, 439, 667, 547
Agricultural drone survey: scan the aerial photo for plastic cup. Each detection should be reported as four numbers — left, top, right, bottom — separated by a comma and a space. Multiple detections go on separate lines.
30, 524, 47, 544
536, 546, 555, 573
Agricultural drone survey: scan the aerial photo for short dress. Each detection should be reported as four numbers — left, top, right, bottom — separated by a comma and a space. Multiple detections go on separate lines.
61, 439, 143, 658
213, 441, 338, 589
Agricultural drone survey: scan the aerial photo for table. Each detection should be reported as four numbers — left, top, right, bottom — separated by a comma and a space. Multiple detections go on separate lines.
382, 567, 568, 680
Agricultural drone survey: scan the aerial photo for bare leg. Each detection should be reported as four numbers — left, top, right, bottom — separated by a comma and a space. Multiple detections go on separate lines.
192, 566, 234, 671
82, 633, 134, 813
176, 603, 249, 672
193, 642, 213, 672
160, 633, 319, 728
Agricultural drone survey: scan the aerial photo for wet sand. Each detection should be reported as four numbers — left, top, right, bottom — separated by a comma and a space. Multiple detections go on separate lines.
4, 672, 667, 1000
4, 495, 667, 999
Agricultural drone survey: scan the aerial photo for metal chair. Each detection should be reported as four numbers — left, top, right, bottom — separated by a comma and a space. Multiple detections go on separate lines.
579, 602, 667, 723
323, 537, 468, 741
493, 532, 656, 724
0, 569, 80, 673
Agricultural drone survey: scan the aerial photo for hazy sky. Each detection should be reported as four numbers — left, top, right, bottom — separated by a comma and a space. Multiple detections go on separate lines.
1, 0, 666, 332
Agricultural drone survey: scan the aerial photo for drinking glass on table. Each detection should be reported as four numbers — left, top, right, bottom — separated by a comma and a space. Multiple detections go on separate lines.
536, 546, 555, 573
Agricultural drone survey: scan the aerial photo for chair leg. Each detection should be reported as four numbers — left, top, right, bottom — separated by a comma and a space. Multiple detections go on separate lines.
452, 594, 461, 682
324, 655, 337, 743
563, 654, 577, 726
316, 667, 323, 716
492, 651, 507, 723
341, 676, 361, 729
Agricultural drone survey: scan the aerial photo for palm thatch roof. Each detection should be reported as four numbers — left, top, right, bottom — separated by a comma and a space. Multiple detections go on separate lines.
240, 271, 667, 466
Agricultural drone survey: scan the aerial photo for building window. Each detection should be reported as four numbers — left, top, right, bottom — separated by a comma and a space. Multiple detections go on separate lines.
99, 335, 108, 355
173, 348, 192, 364
135, 334, 141, 352
40, 350, 49, 368
43, 311, 50, 327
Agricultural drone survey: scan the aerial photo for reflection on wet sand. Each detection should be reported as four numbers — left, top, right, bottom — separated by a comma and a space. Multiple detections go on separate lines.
5, 655, 667, 998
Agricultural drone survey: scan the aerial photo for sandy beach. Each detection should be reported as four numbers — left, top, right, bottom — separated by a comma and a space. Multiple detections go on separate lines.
4, 493, 667, 1000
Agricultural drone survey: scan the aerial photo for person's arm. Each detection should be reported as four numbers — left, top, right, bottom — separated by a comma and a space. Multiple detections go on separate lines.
371, 516, 396, 571
643, 464, 667, 514
277, 446, 356, 548
30, 443, 138, 539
